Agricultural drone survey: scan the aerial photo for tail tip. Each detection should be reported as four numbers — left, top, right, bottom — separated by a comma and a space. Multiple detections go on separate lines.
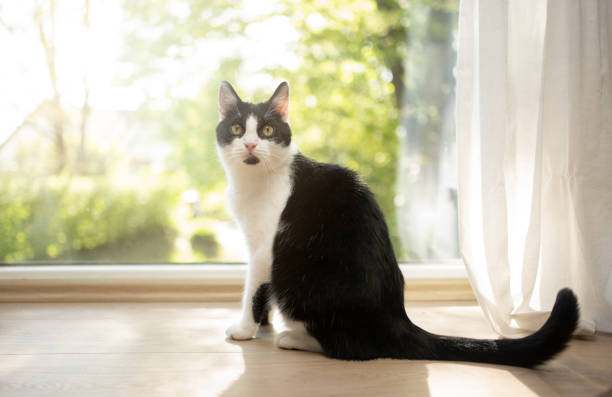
523, 288, 580, 368
555, 288, 579, 323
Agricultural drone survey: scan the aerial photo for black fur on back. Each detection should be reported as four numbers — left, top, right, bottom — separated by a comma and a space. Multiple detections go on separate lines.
270, 153, 579, 367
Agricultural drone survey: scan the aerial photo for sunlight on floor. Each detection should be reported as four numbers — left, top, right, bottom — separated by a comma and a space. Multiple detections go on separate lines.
0, 355, 32, 380
199, 355, 245, 397
426, 363, 538, 397
1, 302, 611, 396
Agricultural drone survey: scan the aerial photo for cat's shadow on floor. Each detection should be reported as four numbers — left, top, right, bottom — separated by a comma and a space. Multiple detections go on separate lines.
219, 325, 433, 397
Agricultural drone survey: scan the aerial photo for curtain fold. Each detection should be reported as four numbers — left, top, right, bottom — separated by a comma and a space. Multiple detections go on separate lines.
456, 0, 612, 336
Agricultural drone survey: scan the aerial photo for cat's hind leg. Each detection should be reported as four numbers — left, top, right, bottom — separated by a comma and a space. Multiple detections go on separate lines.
276, 330, 323, 353
252, 283, 272, 325
275, 320, 323, 353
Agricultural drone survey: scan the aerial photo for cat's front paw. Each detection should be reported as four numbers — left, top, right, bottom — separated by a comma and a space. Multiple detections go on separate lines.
225, 322, 257, 340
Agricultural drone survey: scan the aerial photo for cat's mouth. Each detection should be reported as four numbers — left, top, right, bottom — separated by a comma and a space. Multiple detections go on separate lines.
243, 155, 260, 165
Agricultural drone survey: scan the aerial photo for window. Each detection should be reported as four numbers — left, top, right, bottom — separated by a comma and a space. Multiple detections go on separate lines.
0, 0, 459, 265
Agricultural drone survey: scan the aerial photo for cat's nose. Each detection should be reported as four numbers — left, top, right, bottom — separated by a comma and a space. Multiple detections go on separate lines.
244, 142, 257, 152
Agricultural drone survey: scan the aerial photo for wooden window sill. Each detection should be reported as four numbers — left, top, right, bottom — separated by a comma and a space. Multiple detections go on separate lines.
0, 263, 474, 302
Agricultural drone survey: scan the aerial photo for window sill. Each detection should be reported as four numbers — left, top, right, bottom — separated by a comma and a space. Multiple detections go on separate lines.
0, 262, 474, 302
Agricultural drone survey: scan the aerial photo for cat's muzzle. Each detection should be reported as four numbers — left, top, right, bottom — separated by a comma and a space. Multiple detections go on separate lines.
243, 155, 260, 165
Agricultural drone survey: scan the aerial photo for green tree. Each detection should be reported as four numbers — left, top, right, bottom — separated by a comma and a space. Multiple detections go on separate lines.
273, 0, 405, 249
121, 0, 459, 259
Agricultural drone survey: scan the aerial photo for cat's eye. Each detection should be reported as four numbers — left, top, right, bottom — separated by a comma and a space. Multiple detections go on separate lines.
262, 125, 274, 137
231, 124, 243, 136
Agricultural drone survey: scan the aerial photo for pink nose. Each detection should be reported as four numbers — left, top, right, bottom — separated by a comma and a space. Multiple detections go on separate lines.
244, 142, 257, 152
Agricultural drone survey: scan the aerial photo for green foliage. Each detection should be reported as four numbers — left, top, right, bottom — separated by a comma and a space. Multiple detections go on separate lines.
0, 177, 176, 262
119, 0, 459, 260
2, 0, 458, 264
140, 59, 243, 192
274, 0, 402, 249
190, 227, 220, 259
121, 0, 405, 254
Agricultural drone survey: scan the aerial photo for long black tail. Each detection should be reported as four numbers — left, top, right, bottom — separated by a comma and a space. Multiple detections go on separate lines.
412, 288, 579, 368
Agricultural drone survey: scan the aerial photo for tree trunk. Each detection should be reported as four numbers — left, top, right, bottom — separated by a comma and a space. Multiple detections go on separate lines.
36, 0, 66, 174
375, 0, 406, 109
78, 0, 91, 168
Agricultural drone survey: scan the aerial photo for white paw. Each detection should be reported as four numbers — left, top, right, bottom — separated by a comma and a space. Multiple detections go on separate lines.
275, 331, 297, 350
275, 330, 324, 353
226, 322, 257, 340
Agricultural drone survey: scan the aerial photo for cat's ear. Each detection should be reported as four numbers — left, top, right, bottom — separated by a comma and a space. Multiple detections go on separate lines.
218, 81, 241, 120
268, 81, 289, 122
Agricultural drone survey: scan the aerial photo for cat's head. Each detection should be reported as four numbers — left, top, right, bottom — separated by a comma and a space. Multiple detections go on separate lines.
216, 81, 294, 171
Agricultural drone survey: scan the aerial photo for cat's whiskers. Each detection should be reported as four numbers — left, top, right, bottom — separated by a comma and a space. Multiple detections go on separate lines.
260, 155, 275, 180
265, 151, 290, 167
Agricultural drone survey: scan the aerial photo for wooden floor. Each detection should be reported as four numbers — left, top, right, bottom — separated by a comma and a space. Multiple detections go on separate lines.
0, 301, 611, 397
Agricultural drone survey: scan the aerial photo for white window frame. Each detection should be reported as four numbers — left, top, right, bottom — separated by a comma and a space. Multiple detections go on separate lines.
0, 261, 471, 302
0, 261, 466, 282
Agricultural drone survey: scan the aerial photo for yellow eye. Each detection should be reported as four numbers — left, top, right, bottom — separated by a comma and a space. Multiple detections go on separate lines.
231, 124, 243, 135
262, 125, 274, 136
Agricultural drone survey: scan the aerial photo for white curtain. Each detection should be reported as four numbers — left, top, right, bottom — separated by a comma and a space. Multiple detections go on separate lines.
456, 0, 612, 336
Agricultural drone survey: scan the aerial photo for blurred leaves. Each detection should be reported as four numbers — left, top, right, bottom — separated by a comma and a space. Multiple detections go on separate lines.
275, 0, 404, 249
0, 0, 458, 262
121, 0, 413, 254
0, 177, 177, 262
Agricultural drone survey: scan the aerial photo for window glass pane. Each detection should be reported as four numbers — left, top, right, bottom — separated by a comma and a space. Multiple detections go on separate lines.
0, 0, 458, 264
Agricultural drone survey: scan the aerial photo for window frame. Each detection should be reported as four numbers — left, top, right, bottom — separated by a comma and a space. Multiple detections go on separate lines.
0, 261, 466, 281
0, 261, 472, 302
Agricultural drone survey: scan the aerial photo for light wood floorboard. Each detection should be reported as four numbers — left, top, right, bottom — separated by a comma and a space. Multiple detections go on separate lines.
0, 301, 610, 397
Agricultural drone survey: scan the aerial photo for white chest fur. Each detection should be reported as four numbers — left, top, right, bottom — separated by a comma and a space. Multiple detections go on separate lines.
222, 161, 295, 340
226, 165, 293, 260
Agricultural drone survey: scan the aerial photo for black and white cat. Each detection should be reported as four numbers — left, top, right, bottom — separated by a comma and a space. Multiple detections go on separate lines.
216, 81, 579, 367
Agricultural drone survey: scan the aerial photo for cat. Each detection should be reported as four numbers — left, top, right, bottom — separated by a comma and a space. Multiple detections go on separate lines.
216, 80, 579, 367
